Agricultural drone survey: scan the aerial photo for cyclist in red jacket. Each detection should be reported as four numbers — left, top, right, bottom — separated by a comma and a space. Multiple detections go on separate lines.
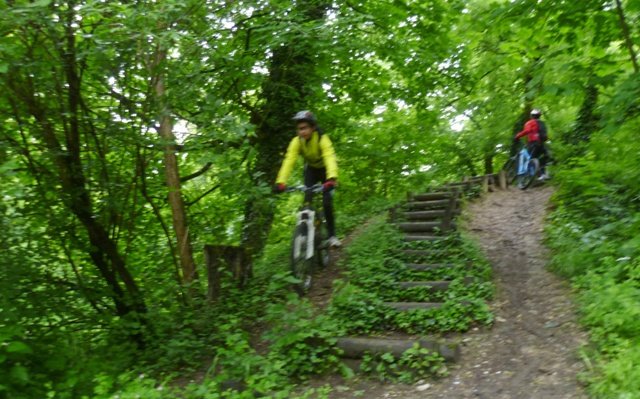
514, 109, 550, 180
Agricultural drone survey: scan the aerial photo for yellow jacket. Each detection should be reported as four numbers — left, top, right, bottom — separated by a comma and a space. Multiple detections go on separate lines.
276, 131, 338, 184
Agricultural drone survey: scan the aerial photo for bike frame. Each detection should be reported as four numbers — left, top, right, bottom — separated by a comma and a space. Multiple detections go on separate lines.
517, 147, 531, 176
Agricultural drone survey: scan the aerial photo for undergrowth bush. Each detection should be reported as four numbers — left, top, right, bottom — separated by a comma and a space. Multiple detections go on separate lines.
546, 115, 640, 398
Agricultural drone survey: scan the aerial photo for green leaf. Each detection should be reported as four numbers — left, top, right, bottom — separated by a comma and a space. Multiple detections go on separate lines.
10, 365, 29, 384
27, 0, 52, 7
6, 341, 32, 354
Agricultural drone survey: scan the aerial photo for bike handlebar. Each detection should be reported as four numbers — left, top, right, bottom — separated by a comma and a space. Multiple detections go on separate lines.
284, 184, 325, 194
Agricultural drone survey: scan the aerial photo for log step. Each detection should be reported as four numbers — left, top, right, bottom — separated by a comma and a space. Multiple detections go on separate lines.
400, 249, 447, 257
401, 210, 447, 220
397, 222, 442, 233
443, 182, 473, 189
410, 192, 454, 201
384, 302, 443, 311
336, 337, 460, 362
404, 235, 441, 242
402, 211, 446, 221
397, 281, 451, 291
404, 199, 453, 210
406, 263, 457, 271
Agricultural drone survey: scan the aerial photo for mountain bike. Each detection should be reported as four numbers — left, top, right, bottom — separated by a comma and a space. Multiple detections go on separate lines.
502, 143, 547, 190
285, 184, 332, 295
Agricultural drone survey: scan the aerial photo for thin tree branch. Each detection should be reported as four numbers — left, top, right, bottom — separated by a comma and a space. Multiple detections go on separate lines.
180, 162, 213, 183
186, 184, 221, 207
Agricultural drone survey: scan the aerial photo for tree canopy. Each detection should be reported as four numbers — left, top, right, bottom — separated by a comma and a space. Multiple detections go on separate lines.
1, 0, 640, 397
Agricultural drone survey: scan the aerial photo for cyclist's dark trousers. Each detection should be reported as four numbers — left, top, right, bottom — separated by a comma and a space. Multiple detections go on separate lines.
527, 141, 548, 170
304, 165, 336, 237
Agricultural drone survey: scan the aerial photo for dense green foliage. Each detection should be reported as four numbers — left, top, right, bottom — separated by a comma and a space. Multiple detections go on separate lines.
2, 0, 640, 397
546, 115, 640, 398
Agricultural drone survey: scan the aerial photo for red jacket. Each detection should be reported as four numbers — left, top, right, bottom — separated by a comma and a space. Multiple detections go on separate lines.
515, 119, 540, 143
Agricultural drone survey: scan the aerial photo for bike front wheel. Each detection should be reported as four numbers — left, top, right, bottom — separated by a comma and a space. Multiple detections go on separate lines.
315, 220, 331, 269
502, 157, 518, 186
291, 224, 314, 295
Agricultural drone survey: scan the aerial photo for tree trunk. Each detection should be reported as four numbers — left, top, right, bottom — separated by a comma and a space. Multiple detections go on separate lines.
567, 81, 599, 146
152, 50, 198, 285
240, 1, 330, 276
483, 154, 494, 175
614, 0, 639, 73
6, 75, 146, 318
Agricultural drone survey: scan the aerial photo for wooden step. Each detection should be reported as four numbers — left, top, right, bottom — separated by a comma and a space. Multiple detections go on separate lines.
404, 235, 441, 242
404, 199, 453, 210
410, 192, 454, 201
397, 281, 452, 291
443, 182, 473, 189
384, 302, 443, 311
397, 222, 442, 233
400, 249, 447, 257
401, 210, 447, 220
336, 337, 460, 362
405, 263, 465, 271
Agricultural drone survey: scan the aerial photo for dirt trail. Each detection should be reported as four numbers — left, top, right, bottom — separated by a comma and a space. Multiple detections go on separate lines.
325, 186, 588, 399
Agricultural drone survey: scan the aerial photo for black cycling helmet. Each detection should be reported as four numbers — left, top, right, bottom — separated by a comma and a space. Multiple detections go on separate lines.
292, 110, 317, 126
530, 109, 542, 118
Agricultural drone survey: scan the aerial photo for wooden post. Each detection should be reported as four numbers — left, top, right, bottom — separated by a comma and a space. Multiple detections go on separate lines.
498, 170, 507, 190
481, 175, 489, 193
388, 205, 398, 223
204, 245, 251, 301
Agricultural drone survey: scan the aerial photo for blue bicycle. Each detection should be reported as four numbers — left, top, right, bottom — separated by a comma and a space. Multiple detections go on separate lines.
515, 147, 540, 189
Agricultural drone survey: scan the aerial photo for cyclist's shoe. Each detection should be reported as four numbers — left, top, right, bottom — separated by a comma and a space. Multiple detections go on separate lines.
537, 173, 551, 181
328, 236, 342, 247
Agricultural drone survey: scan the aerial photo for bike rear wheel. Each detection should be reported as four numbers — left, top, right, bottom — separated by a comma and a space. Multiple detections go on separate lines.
518, 158, 539, 190
291, 224, 314, 295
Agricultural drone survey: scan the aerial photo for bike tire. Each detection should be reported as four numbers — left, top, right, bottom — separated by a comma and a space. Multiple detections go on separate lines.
291, 223, 313, 295
520, 158, 539, 190
503, 158, 518, 185
314, 219, 331, 269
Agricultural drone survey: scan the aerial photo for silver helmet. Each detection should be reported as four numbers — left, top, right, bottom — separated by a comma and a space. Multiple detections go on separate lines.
292, 110, 317, 125
530, 109, 542, 118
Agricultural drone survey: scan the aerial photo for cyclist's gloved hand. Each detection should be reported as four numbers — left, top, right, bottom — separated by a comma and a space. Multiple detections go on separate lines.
273, 183, 286, 193
323, 179, 336, 192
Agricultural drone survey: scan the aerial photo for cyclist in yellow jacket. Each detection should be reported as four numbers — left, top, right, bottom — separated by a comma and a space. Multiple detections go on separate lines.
274, 110, 341, 247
